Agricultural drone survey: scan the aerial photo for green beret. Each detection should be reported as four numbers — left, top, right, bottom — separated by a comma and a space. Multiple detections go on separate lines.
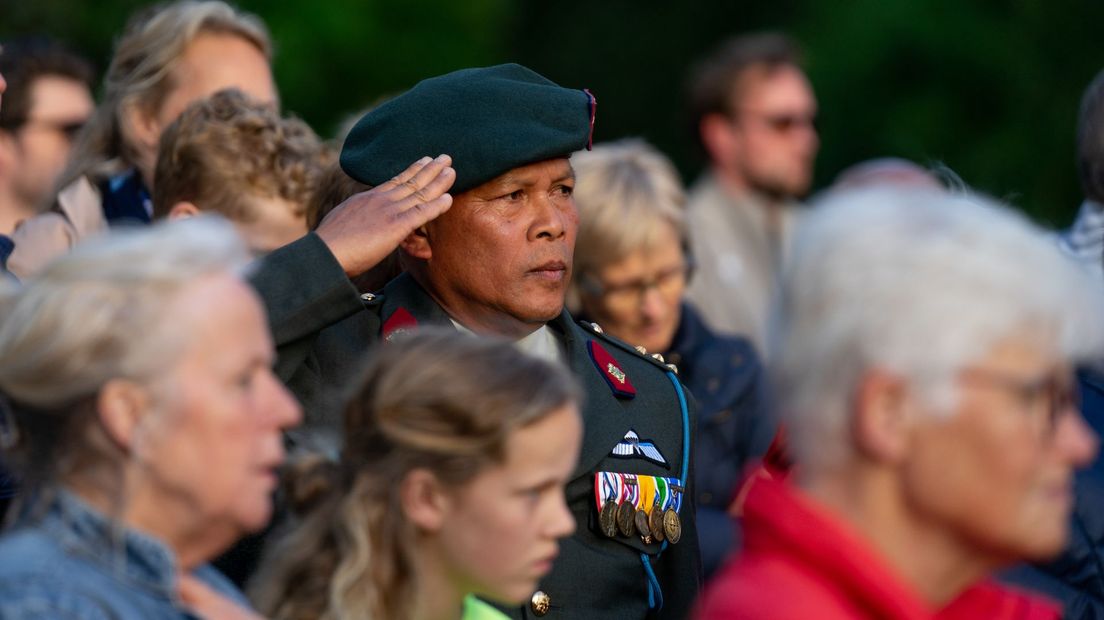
340, 63, 596, 194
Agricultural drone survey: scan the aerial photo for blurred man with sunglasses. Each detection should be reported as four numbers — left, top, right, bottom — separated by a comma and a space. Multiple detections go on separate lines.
0, 37, 94, 235
684, 32, 818, 354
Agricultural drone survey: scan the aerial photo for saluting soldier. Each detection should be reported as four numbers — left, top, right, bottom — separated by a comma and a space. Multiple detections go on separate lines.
252, 64, 701, 618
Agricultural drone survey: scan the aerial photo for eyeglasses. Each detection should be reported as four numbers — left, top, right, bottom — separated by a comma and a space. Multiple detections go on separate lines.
736, 109, 818, 134
959, 368, 1080, 437
580, 262, 692, 312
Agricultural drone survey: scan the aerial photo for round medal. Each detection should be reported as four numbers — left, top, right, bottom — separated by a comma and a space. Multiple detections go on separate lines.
663, 507, 682, 544
599, 499, 618, 538
648, 506, 665, 543
634, 508, 652, 542
616, 501, 635, 537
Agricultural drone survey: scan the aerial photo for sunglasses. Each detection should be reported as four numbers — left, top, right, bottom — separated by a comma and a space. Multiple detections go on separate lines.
1, 117, 87, 141
736, 109, 818, 133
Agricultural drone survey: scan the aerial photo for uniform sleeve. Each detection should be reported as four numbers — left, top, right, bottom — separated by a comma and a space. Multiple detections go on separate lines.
249, 233, 365, 382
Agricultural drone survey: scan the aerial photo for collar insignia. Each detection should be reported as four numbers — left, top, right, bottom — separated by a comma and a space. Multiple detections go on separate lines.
588, 340, 635, 399
607, 363, 626, 384
382, 307, 418, 341
611, 429, 668, 467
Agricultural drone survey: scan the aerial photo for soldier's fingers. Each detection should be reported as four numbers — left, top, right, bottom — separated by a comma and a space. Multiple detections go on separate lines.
394, 154, 453, 199
398, 193, 453, 228
398, 163, 455, 208
378, 156, 433, 191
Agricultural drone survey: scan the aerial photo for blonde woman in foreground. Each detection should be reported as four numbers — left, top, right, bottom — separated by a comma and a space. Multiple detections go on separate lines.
0, 217, 299, 619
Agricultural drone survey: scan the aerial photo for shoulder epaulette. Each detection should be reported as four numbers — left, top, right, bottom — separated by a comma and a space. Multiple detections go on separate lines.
577, 320, 680, 375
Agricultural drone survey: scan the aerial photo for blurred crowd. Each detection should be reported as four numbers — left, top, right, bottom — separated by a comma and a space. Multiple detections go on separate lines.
1, 2, 1104, 620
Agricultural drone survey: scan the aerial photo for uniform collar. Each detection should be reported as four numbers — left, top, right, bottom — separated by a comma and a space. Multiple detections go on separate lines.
385, 272, 566, 364
450, 318, 563, 364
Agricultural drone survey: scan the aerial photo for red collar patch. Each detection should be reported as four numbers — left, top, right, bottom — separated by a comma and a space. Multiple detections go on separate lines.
588, 340, 635, 399
382, 307, 418, 341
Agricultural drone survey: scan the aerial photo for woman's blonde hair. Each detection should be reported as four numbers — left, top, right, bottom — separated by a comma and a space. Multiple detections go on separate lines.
570, 138, 687, 279
0, 217, 249, 512
251, 329, 580, 620
56, 0, 271, 191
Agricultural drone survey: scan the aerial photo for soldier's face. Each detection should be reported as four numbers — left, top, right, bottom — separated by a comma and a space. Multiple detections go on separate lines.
421, 158, 578, 337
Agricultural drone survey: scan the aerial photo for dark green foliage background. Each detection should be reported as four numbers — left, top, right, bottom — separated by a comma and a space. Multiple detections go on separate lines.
4, 0, 1101, 227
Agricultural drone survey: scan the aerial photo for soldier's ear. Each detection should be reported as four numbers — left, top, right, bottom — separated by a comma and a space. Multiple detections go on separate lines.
400, 225, 432, 260
400, 467, 449, 532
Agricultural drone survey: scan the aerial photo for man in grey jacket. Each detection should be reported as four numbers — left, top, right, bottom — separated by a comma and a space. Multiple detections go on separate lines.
683, 32, 818, 353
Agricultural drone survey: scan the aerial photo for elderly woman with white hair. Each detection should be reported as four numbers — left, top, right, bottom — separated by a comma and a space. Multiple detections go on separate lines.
0, 218, 300, 618
695, 187, 1103, 619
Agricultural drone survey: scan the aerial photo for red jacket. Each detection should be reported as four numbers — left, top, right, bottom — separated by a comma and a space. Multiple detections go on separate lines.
695, 475, 1060, 620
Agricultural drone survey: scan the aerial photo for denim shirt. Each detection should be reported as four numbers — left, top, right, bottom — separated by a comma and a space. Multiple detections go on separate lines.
0, 488, 250, 619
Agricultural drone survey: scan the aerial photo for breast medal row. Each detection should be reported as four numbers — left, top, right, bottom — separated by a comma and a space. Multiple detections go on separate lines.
594, 472, 683, 544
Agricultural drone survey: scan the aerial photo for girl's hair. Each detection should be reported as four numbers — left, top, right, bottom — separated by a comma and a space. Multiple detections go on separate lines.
251, 329, 580, 620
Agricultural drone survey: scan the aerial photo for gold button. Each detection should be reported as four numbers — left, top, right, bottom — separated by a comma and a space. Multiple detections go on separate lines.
651, 353, 665, 363
635, 345, 647, 355
530, 590, 551, 616
590, 322, 603, 334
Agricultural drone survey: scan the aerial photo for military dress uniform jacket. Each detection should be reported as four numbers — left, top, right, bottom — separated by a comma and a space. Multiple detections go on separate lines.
251, 233, 703, 619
